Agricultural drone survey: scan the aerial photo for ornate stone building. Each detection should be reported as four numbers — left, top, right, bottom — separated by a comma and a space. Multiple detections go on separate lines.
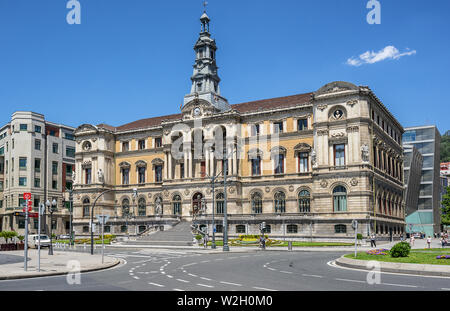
72, 12, 406, 240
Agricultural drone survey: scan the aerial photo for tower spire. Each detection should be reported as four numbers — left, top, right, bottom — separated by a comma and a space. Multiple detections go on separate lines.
182, 10, 230, 113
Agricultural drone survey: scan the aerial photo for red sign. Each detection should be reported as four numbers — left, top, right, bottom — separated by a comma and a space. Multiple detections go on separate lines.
28, 213, 39, 218
22, 206, 32, 213
23, 193, 32, 200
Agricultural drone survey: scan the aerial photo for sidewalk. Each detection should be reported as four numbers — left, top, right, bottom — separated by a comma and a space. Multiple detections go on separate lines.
0, 250, 120, 280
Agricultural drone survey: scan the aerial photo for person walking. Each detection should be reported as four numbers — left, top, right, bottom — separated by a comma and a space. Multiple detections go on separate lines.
427, 236, 432, 249
410, 235, 415, 246
203, 234, 208, 249
370, 234, 377, 248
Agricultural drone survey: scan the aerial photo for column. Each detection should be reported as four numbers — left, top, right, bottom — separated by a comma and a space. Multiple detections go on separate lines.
210, 149, 215, 176
227, 146, 232, 176
164, 152, 168, 180
233, 147, 237, 176
184, 150, 188, 179
168, 153, 172, 180
205, 149, 210, 177
188, 150, 193, 178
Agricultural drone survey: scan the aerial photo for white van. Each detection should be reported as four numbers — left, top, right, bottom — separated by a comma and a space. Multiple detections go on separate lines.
27, 235, 51, 248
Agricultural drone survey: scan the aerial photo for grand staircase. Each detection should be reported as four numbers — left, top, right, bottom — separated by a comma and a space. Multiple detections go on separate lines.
121, 221, 194, 246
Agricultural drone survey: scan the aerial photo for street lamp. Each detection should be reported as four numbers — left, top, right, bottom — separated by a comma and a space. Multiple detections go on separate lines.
46, 199, 57, 255
63, 188, 75, 246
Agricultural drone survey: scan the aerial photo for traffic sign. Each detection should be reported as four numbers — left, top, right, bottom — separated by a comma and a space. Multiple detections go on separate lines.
22, 206, 32, 213
23, 193, 31, 200
28, 213, 39, 218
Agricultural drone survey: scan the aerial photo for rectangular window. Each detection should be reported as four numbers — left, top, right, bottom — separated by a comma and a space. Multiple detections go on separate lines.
19, 157, 27, 170
334, 144, 345, 167
122, 141, 129, 152
19, 177, 27, 186
19, 198, 26, 207
35, 125, 41, 133
66, 147, 75, 158
180, 163, 184, 179
297, 119, 308, 131
155, 165, 163, 182
34, 178, 40, 188
273, 122, 283, 134
251, 157, 261, 176
0, 146, 3, 156
298, 152, 309, 172
66, 164, 73, 175
52, 180, 58, 190
35, 139, 41, 150
20, 124, 28, 131
64, 133, 74, 140
18, 219, 25, 229
122, 168, 129, 185
138, 140, 146, 150
155, 137, 162, 148
138, 167, 146, 184
52, 162, 58, 175
34, 196, 40, 208
85, 168, 92, 184
274, 154, 284, 174
35, 158, 41, 172
66, 181, 73, 190
52, 143, 58, 154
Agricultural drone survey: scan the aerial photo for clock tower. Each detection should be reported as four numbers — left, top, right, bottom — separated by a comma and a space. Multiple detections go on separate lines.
182, 10, 230, 113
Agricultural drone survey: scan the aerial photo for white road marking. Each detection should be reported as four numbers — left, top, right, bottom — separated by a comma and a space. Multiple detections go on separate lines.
267, 268, 276, 271
133, 276, 140, 280
167, 275, 173, 278
197, 283, 214, 288
148, 282, 165, 287
280, 271, 293, 274
381, 283, 418, 288
220, 281, 242, 287
188, 273, 198, 277
335, 278, 366, 284
177, 279, 190, 283
200, 277, 212, 281
252, 286, 278, 291
302, 274, 323, 278
173, 288, 184, 291
441, 288, 450, 291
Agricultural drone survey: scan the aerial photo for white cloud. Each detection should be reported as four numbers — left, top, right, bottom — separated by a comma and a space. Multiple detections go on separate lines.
346, 46, 416, 66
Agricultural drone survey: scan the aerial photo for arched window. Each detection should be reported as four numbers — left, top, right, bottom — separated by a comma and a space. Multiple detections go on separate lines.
172, 195, 182, 215
251, 192, 263, 214
335, 224, 347, 233
82, 198, 90, 217
264, 224, 271, 234
274, 191, 286, 213
287, 224, 298, 234
216, 193, 224, 214
122, 198, 130, 216
333, 186, 347, 212
298, 190, 310, 213
236, 225, 246, 234
138, 198, 146, 216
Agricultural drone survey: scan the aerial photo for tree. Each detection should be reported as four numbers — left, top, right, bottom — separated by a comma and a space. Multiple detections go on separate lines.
441, 131, 450, 162
442, 186, 450, 226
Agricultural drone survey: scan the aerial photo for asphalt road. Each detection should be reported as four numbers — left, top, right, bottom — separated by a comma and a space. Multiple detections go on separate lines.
0, 248, 449, 291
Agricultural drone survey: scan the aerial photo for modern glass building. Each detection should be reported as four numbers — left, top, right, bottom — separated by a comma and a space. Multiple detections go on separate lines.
403, 126, 441, 236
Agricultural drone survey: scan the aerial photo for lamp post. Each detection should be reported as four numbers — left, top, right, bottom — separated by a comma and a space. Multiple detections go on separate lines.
222, 144, 237, 252
46, 199, 57, 255
63, 188, 74, 246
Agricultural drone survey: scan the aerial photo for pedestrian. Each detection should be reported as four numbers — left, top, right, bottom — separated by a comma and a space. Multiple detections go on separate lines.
203, 234, 208, 249
427, 236, 432, 249
262, 236, 266, 250
370, 234, 376, 248
410, 235, 415, 246
441, 237, 446, 248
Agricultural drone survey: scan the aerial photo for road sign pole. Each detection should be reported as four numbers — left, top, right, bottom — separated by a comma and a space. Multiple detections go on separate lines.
102, 218, 104, 264
38, 203, 43, 272
24, 199, 29, 271
353, 220, 358, 258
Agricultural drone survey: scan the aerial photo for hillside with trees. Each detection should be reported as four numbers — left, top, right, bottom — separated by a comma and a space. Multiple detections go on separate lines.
441, 130, 450, 162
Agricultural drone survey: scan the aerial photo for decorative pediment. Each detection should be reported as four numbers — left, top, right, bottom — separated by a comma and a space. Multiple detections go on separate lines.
74, 124, 99, 136
315, 81, 359, 96
135, 160, 147, 168
270, 146, 287, 157
119, 161, 131, 169
248, 148, 263, 159
294, 143, 312, 152
151, 158, 164, 165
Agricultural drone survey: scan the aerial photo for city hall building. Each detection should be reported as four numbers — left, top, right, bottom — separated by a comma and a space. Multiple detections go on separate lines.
72, 12, 406, 240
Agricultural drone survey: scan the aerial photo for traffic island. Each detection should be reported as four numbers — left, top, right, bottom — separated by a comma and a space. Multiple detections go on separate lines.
0, 250, 121, 280
335, 249, 450, 277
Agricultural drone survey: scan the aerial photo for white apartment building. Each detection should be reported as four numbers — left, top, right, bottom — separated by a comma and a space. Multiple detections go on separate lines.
0, 112, 75, 236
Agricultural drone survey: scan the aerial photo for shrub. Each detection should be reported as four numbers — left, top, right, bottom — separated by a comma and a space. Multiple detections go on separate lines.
195, 234, 203, 241
18, 235, 25, 242
390, 242, 411, 258
357, 233, 363, 240
0, 231, 18, 243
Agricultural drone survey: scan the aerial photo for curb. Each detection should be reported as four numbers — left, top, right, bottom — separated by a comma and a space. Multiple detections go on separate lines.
0, 258, 121, 281
335, 255, 450, 278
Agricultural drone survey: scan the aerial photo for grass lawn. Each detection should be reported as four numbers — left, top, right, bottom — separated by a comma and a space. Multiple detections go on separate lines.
54, 239, 111, 245
344, 249, 450, 265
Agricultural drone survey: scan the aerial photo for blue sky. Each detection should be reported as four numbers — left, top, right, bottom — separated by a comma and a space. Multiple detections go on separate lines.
0, 0, 449, 134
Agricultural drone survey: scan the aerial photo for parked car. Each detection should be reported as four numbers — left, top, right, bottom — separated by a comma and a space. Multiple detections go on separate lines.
58, 234, 70, 240
412, 232, 423, 239
27, 235, 51, 248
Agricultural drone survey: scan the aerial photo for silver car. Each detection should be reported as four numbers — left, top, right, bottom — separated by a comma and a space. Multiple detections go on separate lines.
28, 235, 51, 248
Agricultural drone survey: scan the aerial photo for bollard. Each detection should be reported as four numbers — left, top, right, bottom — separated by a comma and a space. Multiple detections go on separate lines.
83, 243, 86, 251
288, 241, 292, 251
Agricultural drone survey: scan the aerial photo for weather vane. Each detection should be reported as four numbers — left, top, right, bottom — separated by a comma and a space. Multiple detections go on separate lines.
203, 0, 208, 11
